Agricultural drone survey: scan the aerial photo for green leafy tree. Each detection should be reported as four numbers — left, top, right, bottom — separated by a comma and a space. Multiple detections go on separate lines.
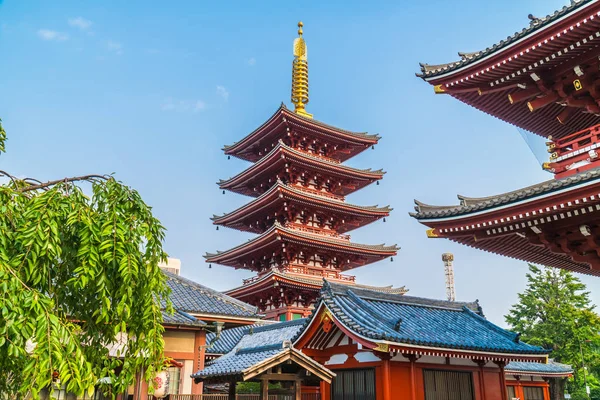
0, 121, 172, 398
505, 264, 600, 400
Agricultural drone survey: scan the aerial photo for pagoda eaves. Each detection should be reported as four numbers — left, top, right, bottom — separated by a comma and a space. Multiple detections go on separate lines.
223, 269, 407, 320
218, 140, 384, 198
205, 222, 399, 272
212, 180, 391, 234
223, 105, 380, 163
418, 0, 600, 139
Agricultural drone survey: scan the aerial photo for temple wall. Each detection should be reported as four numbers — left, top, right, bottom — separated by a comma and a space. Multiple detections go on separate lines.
389, 362, 412, 398
164, 330, 196, 353
483, 370, 505, 400
323, 350, 506, 400
162, 329, 206, 395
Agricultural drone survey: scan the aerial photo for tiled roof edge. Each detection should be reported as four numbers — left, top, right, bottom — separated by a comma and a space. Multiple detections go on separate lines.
417, 0, 596, 79
237, 343, 285, 355
164, 271, 259, 316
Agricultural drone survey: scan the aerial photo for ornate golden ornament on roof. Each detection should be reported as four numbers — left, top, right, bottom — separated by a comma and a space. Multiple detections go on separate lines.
291, 21, 313, 118
426, 228, 439, 238
373, 343, 389, 353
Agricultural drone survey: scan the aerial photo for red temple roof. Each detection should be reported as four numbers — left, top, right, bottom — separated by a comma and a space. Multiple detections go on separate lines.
223, 105, 380, 162
205, 222, 399, 271
411, 168, 600, 276
218, 140, 384, 197
212, 180, 391, 234
418, 0, 598, 81
418, 0, 600, 138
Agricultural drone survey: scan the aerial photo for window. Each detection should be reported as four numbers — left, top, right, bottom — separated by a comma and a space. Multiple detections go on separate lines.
292, 313, 303, 320
167, 365, 182, 395
423, 370, 474, 400
507, 385, 517, 400
523, 386, 544, 400
331, 368, 375, 400
279, 314, 287, 321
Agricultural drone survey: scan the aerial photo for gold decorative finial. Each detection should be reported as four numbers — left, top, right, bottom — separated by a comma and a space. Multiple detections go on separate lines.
291, 21, 312, 118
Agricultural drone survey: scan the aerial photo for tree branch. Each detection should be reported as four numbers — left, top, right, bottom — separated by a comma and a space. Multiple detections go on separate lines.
0, 171, 112, 192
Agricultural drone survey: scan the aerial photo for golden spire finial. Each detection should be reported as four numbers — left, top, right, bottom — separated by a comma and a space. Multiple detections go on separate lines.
291, 21, 312, 118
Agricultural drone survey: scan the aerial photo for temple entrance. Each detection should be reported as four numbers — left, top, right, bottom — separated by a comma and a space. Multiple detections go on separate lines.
423, 370, 474, 400
330, 368, 375, 400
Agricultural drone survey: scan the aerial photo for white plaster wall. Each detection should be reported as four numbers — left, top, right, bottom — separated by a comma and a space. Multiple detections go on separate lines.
416, 355, 446, 365
325, 354, 348, 365
354, 352, 381, 363
181, 360, 194, 394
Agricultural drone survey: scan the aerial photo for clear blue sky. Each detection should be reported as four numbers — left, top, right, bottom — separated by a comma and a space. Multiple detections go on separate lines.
2, 0, 599, 326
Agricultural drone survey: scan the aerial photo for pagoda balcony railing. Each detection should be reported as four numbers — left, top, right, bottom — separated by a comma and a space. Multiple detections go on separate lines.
279, 265, 356, 282
544, 123, 600, 178
242, 265, 356, 285
285, 222, 350, 241
293, 145, 340, 164
242, 275, 263, 285
290, 184, 344, 201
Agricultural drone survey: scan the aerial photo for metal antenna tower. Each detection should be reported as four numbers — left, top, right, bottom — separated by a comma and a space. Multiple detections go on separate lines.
442, 253, 456, 301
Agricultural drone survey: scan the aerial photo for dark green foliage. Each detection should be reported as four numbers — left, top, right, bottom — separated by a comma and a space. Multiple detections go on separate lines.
505, 265, 600, 400
0, 169, 172, 396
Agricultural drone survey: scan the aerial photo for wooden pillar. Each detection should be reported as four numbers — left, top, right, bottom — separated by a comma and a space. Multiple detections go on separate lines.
228, 381, 236, 400
407, 354, 417, 400
475, 360, 487, 400
320, 381, 331, 400
261, 379, 269, 400
381, 356, 392, 400
295, 379, 302, 400
133, 368, 148, 400
543, 382, 551, 400
515, 377, 524, 400
192, 330, 207, 395
495, 361, 509, 400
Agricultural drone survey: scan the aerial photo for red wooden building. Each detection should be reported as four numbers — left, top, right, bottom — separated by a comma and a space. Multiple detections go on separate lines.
505, 360, 573, 400
207, 23, 401, 321
413, 0, 600, 276
194, 282, 551, 400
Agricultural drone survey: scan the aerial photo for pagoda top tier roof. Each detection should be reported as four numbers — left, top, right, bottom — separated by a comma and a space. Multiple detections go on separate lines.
223, 104, 380, 162
224, 269, 408, 296
218, 140, 384, 197
411, 166, 600, 221
212, 180, 391, 234
417, 0, 600, 138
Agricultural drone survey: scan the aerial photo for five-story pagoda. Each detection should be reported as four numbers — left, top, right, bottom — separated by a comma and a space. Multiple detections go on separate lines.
206, 23, 402, 321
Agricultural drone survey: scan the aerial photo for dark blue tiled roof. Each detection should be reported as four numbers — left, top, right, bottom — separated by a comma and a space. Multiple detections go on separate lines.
164, 271, 259, 318
318, 281, 549, 355
506, 360, 573, 375
206, 324, 260, 355
193, 319, 306, 379
162, 310, 206, 327
196, 347, 284, 379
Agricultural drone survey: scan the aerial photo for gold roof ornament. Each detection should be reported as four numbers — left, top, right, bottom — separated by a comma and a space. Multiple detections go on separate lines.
291, 21, 313, 118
